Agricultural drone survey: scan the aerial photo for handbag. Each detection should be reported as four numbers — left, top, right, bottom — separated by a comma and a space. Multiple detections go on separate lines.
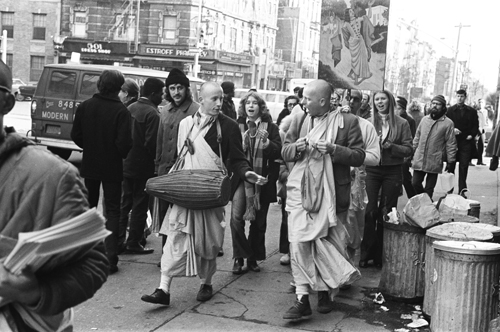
146, 118, 231, 210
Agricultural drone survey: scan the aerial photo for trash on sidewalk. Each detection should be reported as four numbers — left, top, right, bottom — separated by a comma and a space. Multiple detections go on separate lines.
407, 318, 429, 328
380, 306, 389, 312
373, 292, 385, 304
400, 314, 413, 320
394, 329, 410, 332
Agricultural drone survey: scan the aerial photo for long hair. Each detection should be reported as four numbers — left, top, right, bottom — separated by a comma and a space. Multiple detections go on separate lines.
97, 70, 124, 95
164, 85, 192, 104
372, 90, 398, 140
237, 91, 269, 119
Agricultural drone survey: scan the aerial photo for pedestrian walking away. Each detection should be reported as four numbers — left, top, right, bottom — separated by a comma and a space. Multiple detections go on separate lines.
118, 78, 163, 255
141, 82, 267, 306
412, 95, 457, 200
71, 69, 133, 274
0, 60, 109, 331
230, 91, 281, 274
282, 80, 365, 320
221, 81, 237, 120
396, 96, 416, 199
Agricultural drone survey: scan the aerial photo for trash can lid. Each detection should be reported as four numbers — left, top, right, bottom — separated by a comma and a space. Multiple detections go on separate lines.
438, 214, 479, 224
427, 222, 493, 241
433, 240, 500, 255
466, 199, 480, 205
457, 222, 500, 237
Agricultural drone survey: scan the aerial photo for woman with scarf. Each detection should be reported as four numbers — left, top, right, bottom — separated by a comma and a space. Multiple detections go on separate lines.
230, 91, 282, 274
359, 90, 413, 268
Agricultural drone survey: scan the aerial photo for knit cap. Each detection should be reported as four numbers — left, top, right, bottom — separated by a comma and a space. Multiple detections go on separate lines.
165, 68, 190, 88
396, 96, 408, 110
221, 81, 235, 94
432, 95, 446, 106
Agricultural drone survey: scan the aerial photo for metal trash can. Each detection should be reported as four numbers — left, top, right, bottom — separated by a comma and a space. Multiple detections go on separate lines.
469, 222, 500, 243
379, 222, 426, 301
438, 214, 479, 225
423, 223, 493, 317
467, 199, 481, 219
431, 241, 500, 332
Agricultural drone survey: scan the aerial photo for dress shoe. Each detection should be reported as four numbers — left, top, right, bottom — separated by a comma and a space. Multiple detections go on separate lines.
247, 260, 260, 272
283, 295, 312, 319
141, 288, 170, 305
317, 291, 335, 313
280, 253, 290, 266
232, 258, 246, 275
359, 260, 369, 268
196, 284, 213, 301
339, 284, 352, 291
124, 243, 154, 255
217, 248, 224, 257
109, 265, 118, 274
477, 163, 486, 166
469, 162, 475, 166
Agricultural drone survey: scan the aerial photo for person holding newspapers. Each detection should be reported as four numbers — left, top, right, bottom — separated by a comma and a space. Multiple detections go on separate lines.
0, 60, 109, 331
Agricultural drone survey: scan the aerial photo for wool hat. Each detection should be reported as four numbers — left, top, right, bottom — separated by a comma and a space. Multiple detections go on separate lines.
350, 90, 362, 100
396, 96, 408, 110
121, 78, 139, 98
221, 81, 235, 94
0, 60, 12, 93
432, 95, 446, 106
165, 68, 189, 88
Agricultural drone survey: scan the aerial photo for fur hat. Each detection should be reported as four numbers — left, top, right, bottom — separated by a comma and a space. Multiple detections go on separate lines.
396, 96, 408, 110
165, 68, 189, 88
432, 95, 446, 106
221, 81, 235, 94
0, 60, 12, 93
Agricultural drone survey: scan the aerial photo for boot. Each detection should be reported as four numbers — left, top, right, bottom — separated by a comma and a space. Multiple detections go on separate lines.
283, 295, 312, 319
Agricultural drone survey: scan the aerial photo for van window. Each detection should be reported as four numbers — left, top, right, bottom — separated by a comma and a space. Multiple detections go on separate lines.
48, 71, 76, 98
263, 93, 275, 103
234, 90, 247, 99
277, 94, 288, 104
80, 74, 99, 98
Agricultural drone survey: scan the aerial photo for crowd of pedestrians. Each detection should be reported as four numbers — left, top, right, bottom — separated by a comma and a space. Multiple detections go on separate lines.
2, 54, 497, 329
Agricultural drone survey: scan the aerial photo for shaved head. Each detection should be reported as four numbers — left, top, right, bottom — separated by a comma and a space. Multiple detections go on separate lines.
199, 82, 223, 116
303, 80, 332, 116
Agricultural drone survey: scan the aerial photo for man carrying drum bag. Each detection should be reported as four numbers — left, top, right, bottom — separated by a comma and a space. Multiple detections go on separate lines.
141, 82, 267, 306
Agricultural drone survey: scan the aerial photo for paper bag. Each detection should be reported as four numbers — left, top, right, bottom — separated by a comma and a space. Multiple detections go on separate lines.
437, 194, 470, 216
436, 171, 454, 192
403, 193, 440, 229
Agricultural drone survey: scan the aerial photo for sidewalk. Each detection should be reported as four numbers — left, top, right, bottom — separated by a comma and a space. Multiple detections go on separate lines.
73, 162, 499, 332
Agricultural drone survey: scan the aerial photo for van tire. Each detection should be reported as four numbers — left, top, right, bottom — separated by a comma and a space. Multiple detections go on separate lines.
16, 93, 24, 101
48, 147, 72, 160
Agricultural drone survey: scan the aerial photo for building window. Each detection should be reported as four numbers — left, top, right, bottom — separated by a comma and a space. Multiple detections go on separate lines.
30, 56, 45, 81
72, 11, 87, 38
33, 14, 46, 40
162, 15, 177, 41
0, 53, 13, 69
230, 28, 237, 51
1, 12, 14, 38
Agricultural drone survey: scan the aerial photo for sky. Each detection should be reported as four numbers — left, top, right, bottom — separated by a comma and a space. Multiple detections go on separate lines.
386, 0, 500, 92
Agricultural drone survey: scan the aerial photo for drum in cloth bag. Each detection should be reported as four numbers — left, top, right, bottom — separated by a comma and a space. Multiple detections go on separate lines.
146, 169, 231, 210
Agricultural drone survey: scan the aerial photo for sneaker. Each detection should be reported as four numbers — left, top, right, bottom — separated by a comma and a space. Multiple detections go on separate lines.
317, 291, 334, 313
141, 288, 170, 305
196, 284, 213, 302
280, 253, 290, 266
283, 295, 312, 319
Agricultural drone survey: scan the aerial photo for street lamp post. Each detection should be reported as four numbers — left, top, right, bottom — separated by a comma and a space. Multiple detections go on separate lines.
449, 23, 470, 102
193, 0, 203, 78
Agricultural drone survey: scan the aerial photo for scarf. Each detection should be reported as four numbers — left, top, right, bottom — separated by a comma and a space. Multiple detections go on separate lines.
240, 119, 268, 220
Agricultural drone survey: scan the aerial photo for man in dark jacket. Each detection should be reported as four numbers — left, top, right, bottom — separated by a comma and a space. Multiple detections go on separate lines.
71, 70, 132, 273
0, 60, 109, 331
221, 81, 237, 120
446, 89, 479, 195
396, 96, 416, 198
119, 78, 163, 254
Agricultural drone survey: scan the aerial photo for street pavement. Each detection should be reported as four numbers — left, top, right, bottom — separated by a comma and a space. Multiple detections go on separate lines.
72, 159, 499, 332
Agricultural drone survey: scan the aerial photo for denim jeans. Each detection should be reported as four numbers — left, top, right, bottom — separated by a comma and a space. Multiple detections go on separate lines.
360, 165, 402, 264
118, 177, 149, 248
230, 182, 270, 260
85, 178, 122, 266
412, 170, 438, 200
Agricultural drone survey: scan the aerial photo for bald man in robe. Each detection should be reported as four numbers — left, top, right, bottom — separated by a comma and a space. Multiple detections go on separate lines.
282, 80, 365, 319
141, 82, 267, 306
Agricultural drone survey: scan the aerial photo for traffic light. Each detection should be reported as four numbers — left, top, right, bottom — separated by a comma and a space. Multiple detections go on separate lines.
199, 28, 204, 42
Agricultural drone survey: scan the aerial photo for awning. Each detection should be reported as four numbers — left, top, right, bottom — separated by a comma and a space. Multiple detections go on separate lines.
79, 55, 131, 62
133, 56, 214, 64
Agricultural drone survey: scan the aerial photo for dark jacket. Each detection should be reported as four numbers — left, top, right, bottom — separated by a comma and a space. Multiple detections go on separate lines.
374, 116, 413, 166
123, 98, 160, 179
276, 108, 291, 126
221, 96, 237, 120
71, 93, 132, 182
447, 103, 479, 142
282, 112, 365, 213
233, 113, 282, 203
399, 112, 416, 138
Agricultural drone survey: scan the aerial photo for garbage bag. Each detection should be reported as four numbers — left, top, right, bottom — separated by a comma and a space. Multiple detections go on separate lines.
436, 171, 454, 193
437, 194, 470, 216
403, 193, 440, 229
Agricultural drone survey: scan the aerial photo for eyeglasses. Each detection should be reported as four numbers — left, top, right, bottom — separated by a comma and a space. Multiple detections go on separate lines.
287, 103, 297, 107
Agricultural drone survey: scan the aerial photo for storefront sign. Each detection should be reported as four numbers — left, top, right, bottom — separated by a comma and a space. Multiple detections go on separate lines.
138, 45, 213, 58
201, 69, 216, 75
218, 51, 253, 65
63, 40, 130, 55
234, 72, 243, 77
225, 72, 234, 76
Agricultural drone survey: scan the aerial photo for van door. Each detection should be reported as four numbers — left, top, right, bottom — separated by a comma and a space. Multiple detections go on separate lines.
39, 69, 78, 141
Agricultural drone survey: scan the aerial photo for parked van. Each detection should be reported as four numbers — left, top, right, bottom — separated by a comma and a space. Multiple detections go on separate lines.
29, 64, 204, 159
288, 78, 314, 93
233, 89, 294, 122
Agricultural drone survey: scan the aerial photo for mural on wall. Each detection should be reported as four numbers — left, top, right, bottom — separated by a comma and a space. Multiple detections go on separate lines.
319, 0, 390, 90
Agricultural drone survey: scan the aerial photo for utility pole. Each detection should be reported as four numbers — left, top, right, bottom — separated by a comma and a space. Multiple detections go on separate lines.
449, 23, 470, 103
193, 0, 202, 78
134, 0, 140, 53
1, 30, 7, 63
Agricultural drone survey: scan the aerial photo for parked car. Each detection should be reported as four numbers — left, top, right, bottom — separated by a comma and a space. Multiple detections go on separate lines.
233, 88, 294, 122
17, 84, 37, 101
12, 78, 26, 98
29, 63, 203, 160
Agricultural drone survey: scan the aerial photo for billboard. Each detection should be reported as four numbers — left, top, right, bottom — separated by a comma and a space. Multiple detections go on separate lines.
319, 0, 391, 91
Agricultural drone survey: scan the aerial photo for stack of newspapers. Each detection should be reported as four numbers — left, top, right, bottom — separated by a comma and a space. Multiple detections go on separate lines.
2, 208, 110, 275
